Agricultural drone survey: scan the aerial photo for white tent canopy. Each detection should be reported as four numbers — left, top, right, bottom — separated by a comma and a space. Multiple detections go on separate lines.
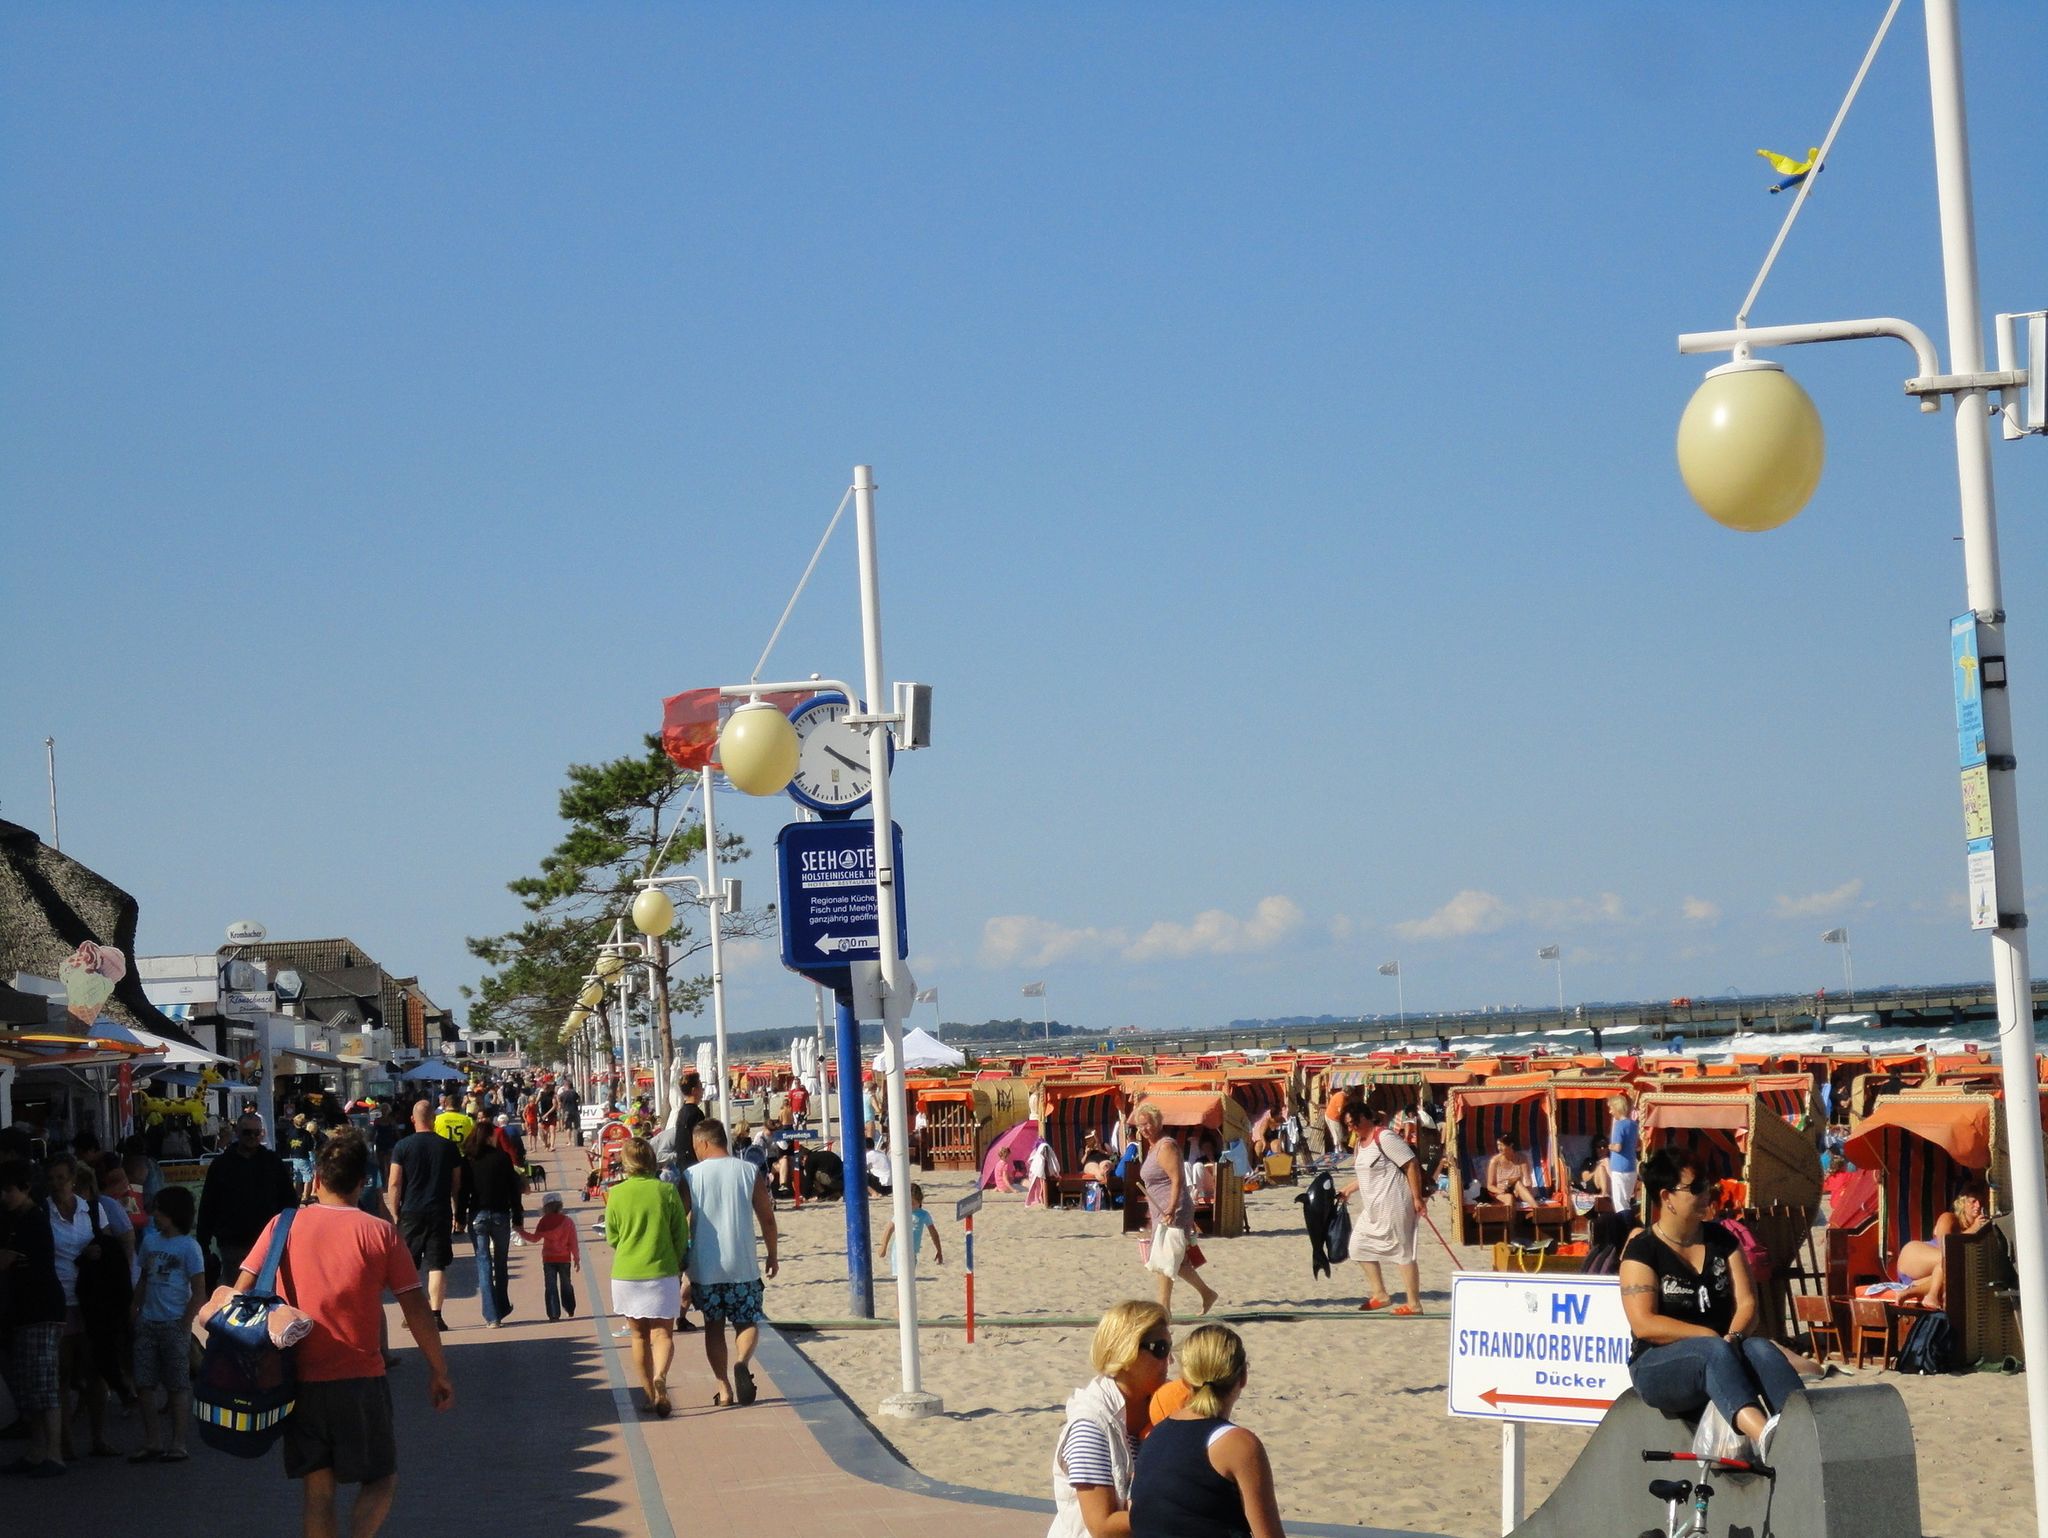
400, 1059, 466, 1082
871, 1026, 964, 1074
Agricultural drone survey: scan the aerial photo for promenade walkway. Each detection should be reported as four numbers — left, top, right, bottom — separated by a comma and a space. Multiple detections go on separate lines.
14, 1141, 1046, 1537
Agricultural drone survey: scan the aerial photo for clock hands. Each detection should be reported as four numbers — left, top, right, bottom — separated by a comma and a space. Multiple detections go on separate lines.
824, 746, 866, 773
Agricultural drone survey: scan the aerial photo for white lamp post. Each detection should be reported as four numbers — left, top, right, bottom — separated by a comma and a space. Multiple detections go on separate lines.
1676, 5, 2045, 1527
632, 870, 741, 1120
712, 464, 939, 1419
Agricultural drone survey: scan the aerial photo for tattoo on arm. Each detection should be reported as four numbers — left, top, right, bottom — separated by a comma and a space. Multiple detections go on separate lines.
1620, 1283, 1655, 1297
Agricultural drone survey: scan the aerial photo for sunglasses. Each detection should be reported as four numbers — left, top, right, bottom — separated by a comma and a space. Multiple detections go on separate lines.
1139, 1338, 1172, 1360
1674, 1177, 1714, 1197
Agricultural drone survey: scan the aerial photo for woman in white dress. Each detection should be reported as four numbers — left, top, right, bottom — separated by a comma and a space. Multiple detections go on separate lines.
1334, 1098, 1426, 1316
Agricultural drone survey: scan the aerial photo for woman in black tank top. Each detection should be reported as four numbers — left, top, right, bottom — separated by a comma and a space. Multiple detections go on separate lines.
1130, 1324, 1285, 1538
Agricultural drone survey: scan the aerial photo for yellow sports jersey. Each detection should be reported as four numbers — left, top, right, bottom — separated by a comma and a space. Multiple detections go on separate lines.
434, 1110, 475, 1146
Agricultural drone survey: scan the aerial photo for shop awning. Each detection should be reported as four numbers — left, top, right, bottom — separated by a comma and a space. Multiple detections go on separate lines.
276, 1046, 345, 1069
129, 1027, 233, 1067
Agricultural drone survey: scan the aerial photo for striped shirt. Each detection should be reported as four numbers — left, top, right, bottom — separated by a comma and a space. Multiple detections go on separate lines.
1058, 1418, 1134, 1489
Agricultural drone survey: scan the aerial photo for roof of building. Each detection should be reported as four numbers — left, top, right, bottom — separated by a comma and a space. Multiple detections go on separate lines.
0, 818, 205, 1050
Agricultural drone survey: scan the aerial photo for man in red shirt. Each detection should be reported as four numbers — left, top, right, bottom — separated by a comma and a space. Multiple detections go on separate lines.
241, 1129, 453, 1538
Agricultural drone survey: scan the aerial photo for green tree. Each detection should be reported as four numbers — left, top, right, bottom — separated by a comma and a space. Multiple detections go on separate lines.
463, 736, 773, 1063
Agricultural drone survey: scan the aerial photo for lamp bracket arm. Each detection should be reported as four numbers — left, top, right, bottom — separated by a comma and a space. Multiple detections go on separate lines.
720, 679, 858, 706
1679, 317, 1943, 413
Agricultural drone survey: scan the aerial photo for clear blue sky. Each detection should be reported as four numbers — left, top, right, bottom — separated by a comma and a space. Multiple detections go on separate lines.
6, 4, 2046, 1036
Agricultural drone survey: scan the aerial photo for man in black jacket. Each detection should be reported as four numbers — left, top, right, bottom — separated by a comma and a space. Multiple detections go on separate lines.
196, 1112, 297, 1280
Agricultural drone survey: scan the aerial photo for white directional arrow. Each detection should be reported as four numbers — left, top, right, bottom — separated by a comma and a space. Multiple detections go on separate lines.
817, 933, 881, 955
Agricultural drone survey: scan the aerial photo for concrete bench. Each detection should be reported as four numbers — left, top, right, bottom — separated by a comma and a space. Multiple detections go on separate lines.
1509, 1383, 1920, 1538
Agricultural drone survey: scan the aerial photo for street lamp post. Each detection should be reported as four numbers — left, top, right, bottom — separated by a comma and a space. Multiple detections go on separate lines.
632, 872, 740, 1119
714, 464, 939, 1418
1676, 5, 2046, 1528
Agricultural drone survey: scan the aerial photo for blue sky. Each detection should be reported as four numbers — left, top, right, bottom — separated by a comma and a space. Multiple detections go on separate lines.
5, 4, 2046, 1036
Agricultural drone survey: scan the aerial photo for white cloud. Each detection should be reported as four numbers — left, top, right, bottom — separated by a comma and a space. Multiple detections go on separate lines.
978, 896, 1307, 968
1124, 896, 1304, 962
1527, 892, 1627, 927
1682, 897, 1721, 924
1396, 890, 1510, 942
978, 914, 1125, 969
1327, 913, 1357, 943
1772, 879, 1863, 919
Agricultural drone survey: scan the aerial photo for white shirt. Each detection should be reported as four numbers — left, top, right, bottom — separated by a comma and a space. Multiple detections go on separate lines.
47, 1195, 131, 1306
865, 1149, 892, 1188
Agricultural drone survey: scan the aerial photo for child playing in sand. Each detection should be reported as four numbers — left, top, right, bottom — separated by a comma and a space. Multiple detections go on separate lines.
877, 1183, 945, 1276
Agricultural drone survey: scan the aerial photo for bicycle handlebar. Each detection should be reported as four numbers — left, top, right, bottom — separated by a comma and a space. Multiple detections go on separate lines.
1641, 1450, 1775, 1479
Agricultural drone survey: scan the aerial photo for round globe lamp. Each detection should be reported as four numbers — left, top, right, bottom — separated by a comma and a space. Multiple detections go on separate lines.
719, 699, 801, 796
595, 952, 625, 980
632, 886, 677, 938
1675, 359, 1825, 532
567, 1007, 587, 1031
578, 982, 604, 1010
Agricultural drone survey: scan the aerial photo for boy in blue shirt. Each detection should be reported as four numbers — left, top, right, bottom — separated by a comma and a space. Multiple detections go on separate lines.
129, 1185, 206, 1461
876, 1183, 945, 1276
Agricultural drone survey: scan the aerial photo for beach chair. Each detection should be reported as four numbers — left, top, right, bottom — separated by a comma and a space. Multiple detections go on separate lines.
1262, 1151, 1297, 1186
1792, 1293, 1842, 1365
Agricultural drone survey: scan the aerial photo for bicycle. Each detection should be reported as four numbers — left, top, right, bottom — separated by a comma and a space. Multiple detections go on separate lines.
1635, 1449, 1776, 1538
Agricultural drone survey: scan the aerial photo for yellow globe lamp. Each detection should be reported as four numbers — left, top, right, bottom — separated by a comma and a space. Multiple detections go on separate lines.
632, 885, 677, 938
578, 982, 604, 1010
595, 952, 625, 980
567, 1007, 588, 1031
1676, 358, 1826, 532
718, 698, 800, 796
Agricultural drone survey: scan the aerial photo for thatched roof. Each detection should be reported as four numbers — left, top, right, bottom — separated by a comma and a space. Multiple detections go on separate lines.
0, 818, 205, 1049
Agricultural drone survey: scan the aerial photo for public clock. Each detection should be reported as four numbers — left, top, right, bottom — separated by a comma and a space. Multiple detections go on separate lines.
786, 692, 890, 817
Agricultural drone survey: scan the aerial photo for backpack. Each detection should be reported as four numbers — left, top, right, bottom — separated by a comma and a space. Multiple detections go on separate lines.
1717, 1217, 1772, 1286
193, 1209, 299, 1457
1896, 1310, 1958, 1375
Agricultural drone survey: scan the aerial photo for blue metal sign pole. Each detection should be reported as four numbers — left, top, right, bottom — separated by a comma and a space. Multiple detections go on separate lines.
834, 990, 874, 1318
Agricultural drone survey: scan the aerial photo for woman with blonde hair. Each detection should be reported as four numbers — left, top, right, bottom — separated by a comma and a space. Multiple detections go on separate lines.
1047, 1300, 1173, 1538
604, 1136, 688, 1416
1133, 1106, 1219, 1319
1129, 1324, 1285, 1538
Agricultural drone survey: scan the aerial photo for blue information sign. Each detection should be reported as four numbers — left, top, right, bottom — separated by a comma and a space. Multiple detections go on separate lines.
776, 818, 908, 988
1953, 614, 1987, 769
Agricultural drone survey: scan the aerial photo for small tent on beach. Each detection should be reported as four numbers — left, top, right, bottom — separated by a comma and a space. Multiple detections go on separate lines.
980, 1118, 1040, 1190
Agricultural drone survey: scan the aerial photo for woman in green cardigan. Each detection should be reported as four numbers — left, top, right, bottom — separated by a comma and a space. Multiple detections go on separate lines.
605, 1137, 688, 1416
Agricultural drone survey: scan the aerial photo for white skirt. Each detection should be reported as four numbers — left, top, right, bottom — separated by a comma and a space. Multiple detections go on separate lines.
611, 1275, 681, 1321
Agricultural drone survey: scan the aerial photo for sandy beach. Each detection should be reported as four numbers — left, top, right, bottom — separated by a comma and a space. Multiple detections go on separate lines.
765, 1169, 2031, 1538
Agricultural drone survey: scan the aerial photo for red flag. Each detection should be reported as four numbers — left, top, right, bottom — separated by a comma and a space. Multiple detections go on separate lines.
661, 688, 814, 771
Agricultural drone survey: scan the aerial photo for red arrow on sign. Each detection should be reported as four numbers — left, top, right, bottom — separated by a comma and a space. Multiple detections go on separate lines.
1479, 1387, 1615, 1412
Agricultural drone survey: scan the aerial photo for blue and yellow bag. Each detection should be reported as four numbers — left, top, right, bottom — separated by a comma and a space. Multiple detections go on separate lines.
193, 1209, 298, 1456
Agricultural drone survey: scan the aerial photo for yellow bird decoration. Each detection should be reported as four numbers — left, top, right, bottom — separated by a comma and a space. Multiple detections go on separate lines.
1757, 146, 1824, 194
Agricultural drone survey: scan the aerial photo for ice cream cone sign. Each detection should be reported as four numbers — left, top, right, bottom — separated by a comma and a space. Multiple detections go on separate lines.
59, 941, 127, 1025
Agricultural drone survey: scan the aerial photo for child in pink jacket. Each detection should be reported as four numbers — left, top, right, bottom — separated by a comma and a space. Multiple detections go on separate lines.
518, 1193, 582, 1320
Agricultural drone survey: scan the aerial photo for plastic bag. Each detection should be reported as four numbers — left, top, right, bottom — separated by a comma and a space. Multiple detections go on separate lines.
1692, 1402, 1746, 1462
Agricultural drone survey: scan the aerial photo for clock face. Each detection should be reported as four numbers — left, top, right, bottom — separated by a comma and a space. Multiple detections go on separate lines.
789, 697, 875, 814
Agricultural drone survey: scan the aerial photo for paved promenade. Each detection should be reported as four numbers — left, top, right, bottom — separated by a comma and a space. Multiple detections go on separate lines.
12, 1143, 1046, 1537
